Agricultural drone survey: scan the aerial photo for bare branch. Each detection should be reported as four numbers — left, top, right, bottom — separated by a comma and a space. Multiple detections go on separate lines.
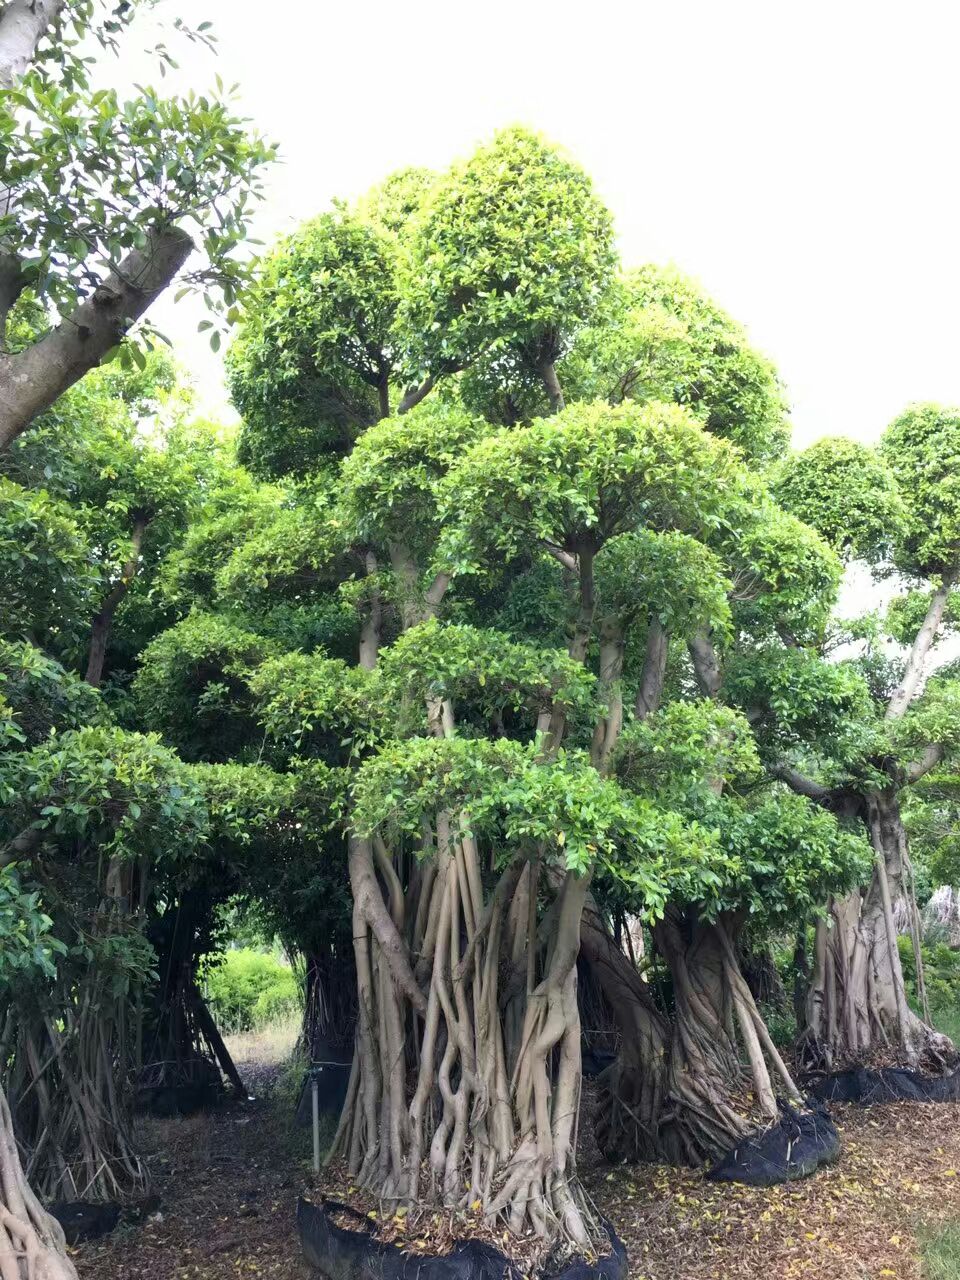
397, 375, 435, 414
539, 540, 577, 572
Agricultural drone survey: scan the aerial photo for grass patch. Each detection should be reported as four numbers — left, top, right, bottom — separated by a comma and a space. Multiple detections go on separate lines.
920, 1222, 960, 1278
223, 1009, 300, 1069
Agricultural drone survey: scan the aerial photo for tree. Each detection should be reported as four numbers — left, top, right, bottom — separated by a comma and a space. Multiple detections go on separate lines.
399, 126, 615, 414
751, 408, 960, 1072
314, 396, 750, 1255
3, 351, 226, 686
0, 642, 208, 1219
599, 699, 866, 1162
0, 2, 274, 452
0, 862, 77, 1280
227, 207, 401, 477
219, 130, 861, 1250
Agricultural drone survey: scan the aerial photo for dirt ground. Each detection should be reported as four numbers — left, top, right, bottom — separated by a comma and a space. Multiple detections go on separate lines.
74, 1062, 960, 1280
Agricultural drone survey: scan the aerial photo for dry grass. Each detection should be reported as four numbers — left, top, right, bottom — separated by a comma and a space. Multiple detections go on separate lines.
223, 1013, 300, 1071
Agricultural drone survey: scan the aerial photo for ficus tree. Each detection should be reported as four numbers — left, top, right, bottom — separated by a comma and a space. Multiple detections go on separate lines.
0, 638, 209, 1222
598, 699, 867, 1163
746, 406, 960, 1072
307, 393, 752, 1255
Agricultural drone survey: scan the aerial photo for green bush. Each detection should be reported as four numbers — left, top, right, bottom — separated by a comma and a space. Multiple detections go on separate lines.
204, 947, 301, 1033
898, 934, 960, 1039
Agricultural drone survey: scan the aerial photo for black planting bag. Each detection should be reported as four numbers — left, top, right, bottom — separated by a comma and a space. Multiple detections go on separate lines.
706, 1099, 841, 1187
297, 1197, 628, 1280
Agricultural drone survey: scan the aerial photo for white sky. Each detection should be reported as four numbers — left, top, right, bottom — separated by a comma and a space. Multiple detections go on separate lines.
105, 0, 960, 446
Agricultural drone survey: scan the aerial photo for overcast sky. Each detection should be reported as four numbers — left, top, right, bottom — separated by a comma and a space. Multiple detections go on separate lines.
107, 0, 960, 447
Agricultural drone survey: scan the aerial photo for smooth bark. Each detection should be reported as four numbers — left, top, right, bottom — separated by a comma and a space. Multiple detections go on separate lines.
0, 0, 64, 89
0, 229, 194, 453
886, 568, 957, 719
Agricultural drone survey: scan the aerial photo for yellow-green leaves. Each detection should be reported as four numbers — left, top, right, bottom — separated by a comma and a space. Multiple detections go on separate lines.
229, 207, 399, 479
772, 436, 905, 564
439, 399, 746, 572
881, 403, 960, 578
397, 126, 615, 386
338, 402, 490, 556
563, 265, 789, 464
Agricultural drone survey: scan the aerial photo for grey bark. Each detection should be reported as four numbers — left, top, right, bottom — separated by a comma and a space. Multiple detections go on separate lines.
688, 629, 723, 699
635, 618, 669, 719
886, 567, 957, 720
0, 228, 194, 452
0, 0, 64, 88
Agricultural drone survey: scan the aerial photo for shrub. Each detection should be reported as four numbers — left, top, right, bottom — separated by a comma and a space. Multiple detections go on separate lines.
204, 947, 301, 1033
898, 934, 960, 1039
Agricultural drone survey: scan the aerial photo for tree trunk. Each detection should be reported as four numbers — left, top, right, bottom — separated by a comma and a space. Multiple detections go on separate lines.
0, 229, 194, 453
578, 894, 677, 1164
536, 358, 565, 414
635, 619, 669, 719
799, 789, 955, 1074
0, 0, 64, 89
300, 950, 357, 1061
331, 830, 600, 1252
650, 908, 801, 1163
0, 1084, 78, 1280
590, 621, 624, 769
739, 939, 788, 1009
85, 515, 148, 687
7, 983, 147, 1205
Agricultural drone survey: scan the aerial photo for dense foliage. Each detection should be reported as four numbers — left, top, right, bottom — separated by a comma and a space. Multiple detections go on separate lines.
4, 67, 960, 1274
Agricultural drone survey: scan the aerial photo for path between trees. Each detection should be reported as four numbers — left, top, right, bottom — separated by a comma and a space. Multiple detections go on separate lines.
72, 1062, 960, 1280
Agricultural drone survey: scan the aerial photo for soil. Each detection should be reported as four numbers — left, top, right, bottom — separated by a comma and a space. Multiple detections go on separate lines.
73, 1062, 960, 1280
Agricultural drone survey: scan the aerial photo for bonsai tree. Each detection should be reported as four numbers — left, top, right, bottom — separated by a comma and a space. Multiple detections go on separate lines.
748, 408, 960, 1072
600, 699, 867, 1162
313, 395, 746, 1255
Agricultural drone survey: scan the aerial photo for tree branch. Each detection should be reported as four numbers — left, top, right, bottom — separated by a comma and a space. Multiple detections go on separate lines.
539, 541, 578, 573
397, 375, 434, 415
769, 762, 834, 805
0, 825, 41, 868
85, 514, 149, 687
0, 0, 65, 89
887, 567, 958, 720
0, 226, 194, 452
905, 742, 945, 785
